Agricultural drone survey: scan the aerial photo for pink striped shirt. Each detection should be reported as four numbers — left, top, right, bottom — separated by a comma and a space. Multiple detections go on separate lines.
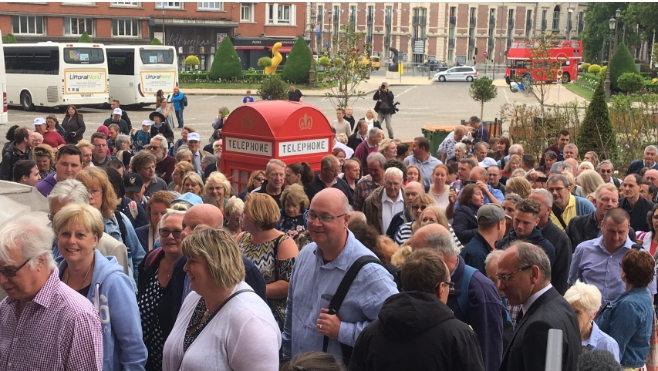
0, 268, 103, 370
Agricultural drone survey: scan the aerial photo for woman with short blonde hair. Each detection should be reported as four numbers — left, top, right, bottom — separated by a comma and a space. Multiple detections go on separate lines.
205, 171, 232, 212
168, 161, 195, 193
181, 171, 205, 196
577, 169, 605, 196
505, 176, 532, 199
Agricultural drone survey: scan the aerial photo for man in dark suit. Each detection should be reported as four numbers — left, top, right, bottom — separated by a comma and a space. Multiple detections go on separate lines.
497, 241, 581, 371
347, 119, 368, 152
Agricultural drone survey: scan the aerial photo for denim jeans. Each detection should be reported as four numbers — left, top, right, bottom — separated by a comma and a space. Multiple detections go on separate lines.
175, 109, 184, 128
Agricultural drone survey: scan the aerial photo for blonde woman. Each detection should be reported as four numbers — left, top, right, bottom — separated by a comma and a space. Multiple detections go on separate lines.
181, 171, 205, 196
505, 176, 532, 199
362, 109, 381, 132
577, 169, 605, 197
502, 154, 522, 178
378, 138, 398, 162
168, 161, 195, 193
205, 171, 232, 213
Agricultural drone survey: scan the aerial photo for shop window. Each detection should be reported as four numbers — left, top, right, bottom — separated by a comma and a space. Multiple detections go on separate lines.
64, 17, 94, 36
241, 3, 254, 22
112, 19, 139, 37
12, 15, 44, 35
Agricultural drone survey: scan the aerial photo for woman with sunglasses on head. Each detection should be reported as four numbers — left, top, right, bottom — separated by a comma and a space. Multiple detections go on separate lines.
138, 210, 186, 371
237, 170, 266, 201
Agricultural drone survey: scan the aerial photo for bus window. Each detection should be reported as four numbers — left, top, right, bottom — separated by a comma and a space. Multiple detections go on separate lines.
64, 48, 104, 64
107, 50, 135, 75
139, 49, 175, 64
4, 47, 58, 74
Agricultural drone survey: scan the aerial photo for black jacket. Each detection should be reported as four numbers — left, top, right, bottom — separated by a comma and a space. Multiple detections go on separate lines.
540, 219, 571, 295
61, 114, 86, 144
620, 196, 655, 233
626, 159, 658, 175
109, 109, 132, 132
496, 227, 556, 266
453, 203, 480, 245
0, 142, 31, 181
385, 209, 412, 240
349, 291, 485, 371
567, 212, 637, 252
305, 174, 354, 206
373, 89, 395, 115
347, 132, 367, 152
150, 122, 174, 147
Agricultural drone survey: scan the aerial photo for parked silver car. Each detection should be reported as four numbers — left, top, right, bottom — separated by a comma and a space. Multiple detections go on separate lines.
434, 66, 479, 82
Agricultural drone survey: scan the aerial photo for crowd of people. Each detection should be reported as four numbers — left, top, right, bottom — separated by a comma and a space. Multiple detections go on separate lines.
1, 90, 657, 371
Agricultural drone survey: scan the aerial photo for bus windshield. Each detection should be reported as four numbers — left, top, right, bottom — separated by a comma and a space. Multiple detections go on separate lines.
139, 49, 175, 65
64, 48, 104, 64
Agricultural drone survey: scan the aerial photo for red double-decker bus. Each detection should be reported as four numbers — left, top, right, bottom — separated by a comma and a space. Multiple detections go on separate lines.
505, 40, 583, 84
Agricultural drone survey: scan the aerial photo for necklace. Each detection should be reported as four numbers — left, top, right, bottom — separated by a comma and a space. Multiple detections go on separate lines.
66, 256, 94, 290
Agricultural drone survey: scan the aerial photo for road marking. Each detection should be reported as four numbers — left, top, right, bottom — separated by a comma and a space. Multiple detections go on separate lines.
501, 87, 510, 104
203, 96, 217, 100
397, 86, 417, 97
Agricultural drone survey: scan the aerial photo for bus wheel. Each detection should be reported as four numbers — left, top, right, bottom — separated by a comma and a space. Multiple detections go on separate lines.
20, 92, 34, 111
561, 73, 571, 83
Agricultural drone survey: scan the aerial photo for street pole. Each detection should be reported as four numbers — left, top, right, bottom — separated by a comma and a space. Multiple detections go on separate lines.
309, 7, 316, 88
495, 2, 504, 81
651, 29, 656, 68
605, 17, 616, 102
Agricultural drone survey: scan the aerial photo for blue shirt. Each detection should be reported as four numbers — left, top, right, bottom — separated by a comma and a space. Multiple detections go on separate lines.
568, 236, 657, 304
403, 154, 442, 191
282, 230, 398, 360
583, 321, 620, 362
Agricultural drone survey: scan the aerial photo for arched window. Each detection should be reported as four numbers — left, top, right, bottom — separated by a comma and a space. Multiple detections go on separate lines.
552, 6, 561, 30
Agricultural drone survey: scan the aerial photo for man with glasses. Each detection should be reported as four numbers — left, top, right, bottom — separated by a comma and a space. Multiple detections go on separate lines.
350, 248, 485, 370
487, 165, 506, 194
0, 218, 104, 370
386, 181, 423, 240
132, 151, 167, 197
149, 136, 176, 184
306, 155, 353, 205
283, 188, 398, 363
597, 160, 622, 188
90, 132, 113, 167
363, 167, 405, 234
409, 223, 503, 371
104, 107, 129, 135
568, 208, 656, 305
497, 242, 581, 371
547, 174, 595, 232
36, 145, 83, 197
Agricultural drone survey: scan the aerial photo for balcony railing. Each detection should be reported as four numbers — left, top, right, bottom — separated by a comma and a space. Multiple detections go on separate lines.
413, 16, 427, 26
470, 17, 476, 27
508, 18, 515, 28
449, 16, 456, 27
448, 38, 455, 48
489, 17, 495, 28
367, 14, 373, 24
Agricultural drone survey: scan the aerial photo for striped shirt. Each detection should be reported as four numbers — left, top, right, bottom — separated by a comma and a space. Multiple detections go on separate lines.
0, 268, 103, 370
394, 221, 464, 250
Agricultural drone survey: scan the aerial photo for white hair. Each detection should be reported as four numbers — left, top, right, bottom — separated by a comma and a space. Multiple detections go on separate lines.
0, 217, 55, 270
424, 231, 459, 257
530, 188, 554, 207
579, 161, 594, 171
384, 166, 403, 180
47, 179, 89, 206
509, 144, 523, 154
158, 210, 187, 230
151, 135, 168, 148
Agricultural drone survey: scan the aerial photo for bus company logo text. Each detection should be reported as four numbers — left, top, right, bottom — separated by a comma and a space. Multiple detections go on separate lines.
145, 74, 173, 80
68, 74, 103, 80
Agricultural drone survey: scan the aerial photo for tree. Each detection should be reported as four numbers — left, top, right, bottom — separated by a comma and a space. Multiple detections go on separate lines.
209, 37, 242, 81
78, 31, 93, 43
258, 57, 272, 69
469, 77, 498, 120
581, 3, 639, 64
2, 33, 17, 44
282, 37, 312, 84
577, 78, 617, 161
321, 24, 373, 109
257, 74, 288, 100
527, 36, 563, 116
626, 3, 658, 46
150, 38, 163, 45
184, 55, 200, 70
610, 42, 639, 92
617, 72, 644, 95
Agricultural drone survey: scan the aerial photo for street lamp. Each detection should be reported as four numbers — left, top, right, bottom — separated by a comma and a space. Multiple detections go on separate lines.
605, 16, 617, 102
309, 10, 316, 87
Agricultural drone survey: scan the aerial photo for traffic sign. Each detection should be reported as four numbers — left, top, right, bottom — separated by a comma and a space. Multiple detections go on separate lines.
483, 51, 488, 58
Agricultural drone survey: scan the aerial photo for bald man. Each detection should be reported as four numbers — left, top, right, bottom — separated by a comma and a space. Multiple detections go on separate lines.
175, 205, 266, 305
387, 180, 424, 240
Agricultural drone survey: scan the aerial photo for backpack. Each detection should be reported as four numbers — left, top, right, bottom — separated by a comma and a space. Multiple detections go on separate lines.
183, 95, 188, 107
322, 255, 382, 366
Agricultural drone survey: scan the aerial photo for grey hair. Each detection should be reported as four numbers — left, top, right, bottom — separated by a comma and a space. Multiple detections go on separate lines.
348, 211, 367, 223
564, 143, 579, 156
384, 166, 403, 180
47, 179, 89, 206
509, 144, 523, 154
115, 134, 131, 150
266, 159, 286, 175
547, 173, 570, 188
0, 217, 55, 270
175, 148, 192, 162
202, 154, 217, 166
484, 249, 505, 270
557, 162, 573, 173
645, 145, 658, 154
530, 188, 553, 207
152, 135, 168, 148
424, 232, 459, 257
579, 161, 594, 171
321, 155, 339, 169
510, 168, 527, 177
596, 160, 614, 170
514, 241, 552, 283
367, 127, 379, 139
157, 210, 187, 230
366, 152, 386, 168
454, 142, 467, 153
31, 132, 43, 141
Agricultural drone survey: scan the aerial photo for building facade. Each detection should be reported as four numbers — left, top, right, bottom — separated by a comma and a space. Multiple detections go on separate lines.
0, 2, 307, 70
307, 2, 586, 66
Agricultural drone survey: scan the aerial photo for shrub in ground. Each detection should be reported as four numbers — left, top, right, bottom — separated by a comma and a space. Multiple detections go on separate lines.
588, 64, 601, 74
257, 74, 288, 100
610, 43, 639, 91
577, 78, 617, 161
282, 37, 312, 84
209, 37, 242, 81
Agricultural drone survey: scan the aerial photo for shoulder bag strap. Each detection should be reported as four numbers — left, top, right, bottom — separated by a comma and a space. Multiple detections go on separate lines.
114, 210, 128, 245
551, 204, 568, 230
457, 265, 477, 319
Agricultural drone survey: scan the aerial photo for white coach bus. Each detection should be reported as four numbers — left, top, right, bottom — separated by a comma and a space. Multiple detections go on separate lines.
3, 42, 109, 110
0, 32, 8, 124
106, 45, 178, 107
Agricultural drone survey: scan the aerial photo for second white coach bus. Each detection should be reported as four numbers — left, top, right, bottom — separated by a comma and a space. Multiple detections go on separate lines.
3, 42, 109, 110
106, 45, 178, 107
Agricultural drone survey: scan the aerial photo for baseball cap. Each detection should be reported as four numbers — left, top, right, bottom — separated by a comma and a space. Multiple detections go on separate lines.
141, 120, 153, 127
33, 117, 46, 126
479, 158, 498, 168
172, 192, 203, 207
187, 132, 201, 142
113, 108, 123, 115
476, 204, 506, 225
124, 173, 144, 193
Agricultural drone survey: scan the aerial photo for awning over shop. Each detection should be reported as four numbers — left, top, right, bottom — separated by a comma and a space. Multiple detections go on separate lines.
266, 46, 292, 53
235, 46, 265, 50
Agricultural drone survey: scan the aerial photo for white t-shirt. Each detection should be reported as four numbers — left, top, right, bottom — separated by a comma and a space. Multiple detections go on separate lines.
162, 282, 281, 371
429, 188, 450, 212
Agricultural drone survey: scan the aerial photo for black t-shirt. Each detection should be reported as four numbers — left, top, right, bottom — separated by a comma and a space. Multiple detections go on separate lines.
288, 89, 303, 102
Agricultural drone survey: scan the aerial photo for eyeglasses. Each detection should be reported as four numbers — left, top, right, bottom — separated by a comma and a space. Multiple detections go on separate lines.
412, 205, 427, 211
159, 228, 183, 238
148, 146, 160, 150
0, 257, 32, 278
305, 210, 347, 223
599, 169, 613, 173
88, 189, 102, 197
547, 187, 566, 193
497, 265, 532, 282
255, 177, 266, 183
442, 281, 455, 290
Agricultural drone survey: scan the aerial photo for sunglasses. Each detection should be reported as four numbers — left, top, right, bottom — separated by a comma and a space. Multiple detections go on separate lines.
256, 177, 266, 182
0, 257, 32, 278
159, 228, 183, 238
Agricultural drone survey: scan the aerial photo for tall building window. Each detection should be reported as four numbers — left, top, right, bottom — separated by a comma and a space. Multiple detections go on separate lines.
112, 19, 139, 37
12, 16, 44, 35
155, 2, 182, 9
240, 3, 253, 22
267, 4, 293, 25
198, 2, 222, 10
552, 6, 560, 30
65, 17, 94, 36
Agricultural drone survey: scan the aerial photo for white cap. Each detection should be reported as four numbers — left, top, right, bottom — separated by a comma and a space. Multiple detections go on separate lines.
113, 108, 123, 115
141, 120, 152, 127
479, 157, 498, 168
187, 132, 201, 142
33, 117, 46, 125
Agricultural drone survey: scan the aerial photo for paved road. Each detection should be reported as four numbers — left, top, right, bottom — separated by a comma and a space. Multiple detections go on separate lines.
0, 81, 537, 147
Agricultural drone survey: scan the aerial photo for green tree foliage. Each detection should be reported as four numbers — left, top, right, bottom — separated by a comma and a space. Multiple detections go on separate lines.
184, 55, 200, 69
469, 77, 498, 120
150, 38, 163, 45
319, 56, 331, 66
78, 31, 93, 43
282, 37, 312, 84
2, 33, 17, 44
600, 66, 607, 78
580, 63, 591, 72
610, 43, 639, 92
626, 3, 658, 44
257, 74, 288, 100
581, 4, 639, 64
209, 37, 242, 81
588, 64, 601, 74
617, 72, 644, 95
321, 24, 373, 109
577, 78, 617, 161
258, 57, 272, 68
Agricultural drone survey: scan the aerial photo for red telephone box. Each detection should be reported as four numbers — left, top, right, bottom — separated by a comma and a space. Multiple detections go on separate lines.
220, 100, 334, 194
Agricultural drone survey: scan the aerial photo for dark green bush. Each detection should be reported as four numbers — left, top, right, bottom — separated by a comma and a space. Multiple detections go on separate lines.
2, 33, 17, 43
257, 74, 288, 100
577, 78, 617, 160
282, 37, 312, 84
209, 37, 242, 80
609, 43, 639, 91
617, 73, 644, 94
78, 31, 93, 43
